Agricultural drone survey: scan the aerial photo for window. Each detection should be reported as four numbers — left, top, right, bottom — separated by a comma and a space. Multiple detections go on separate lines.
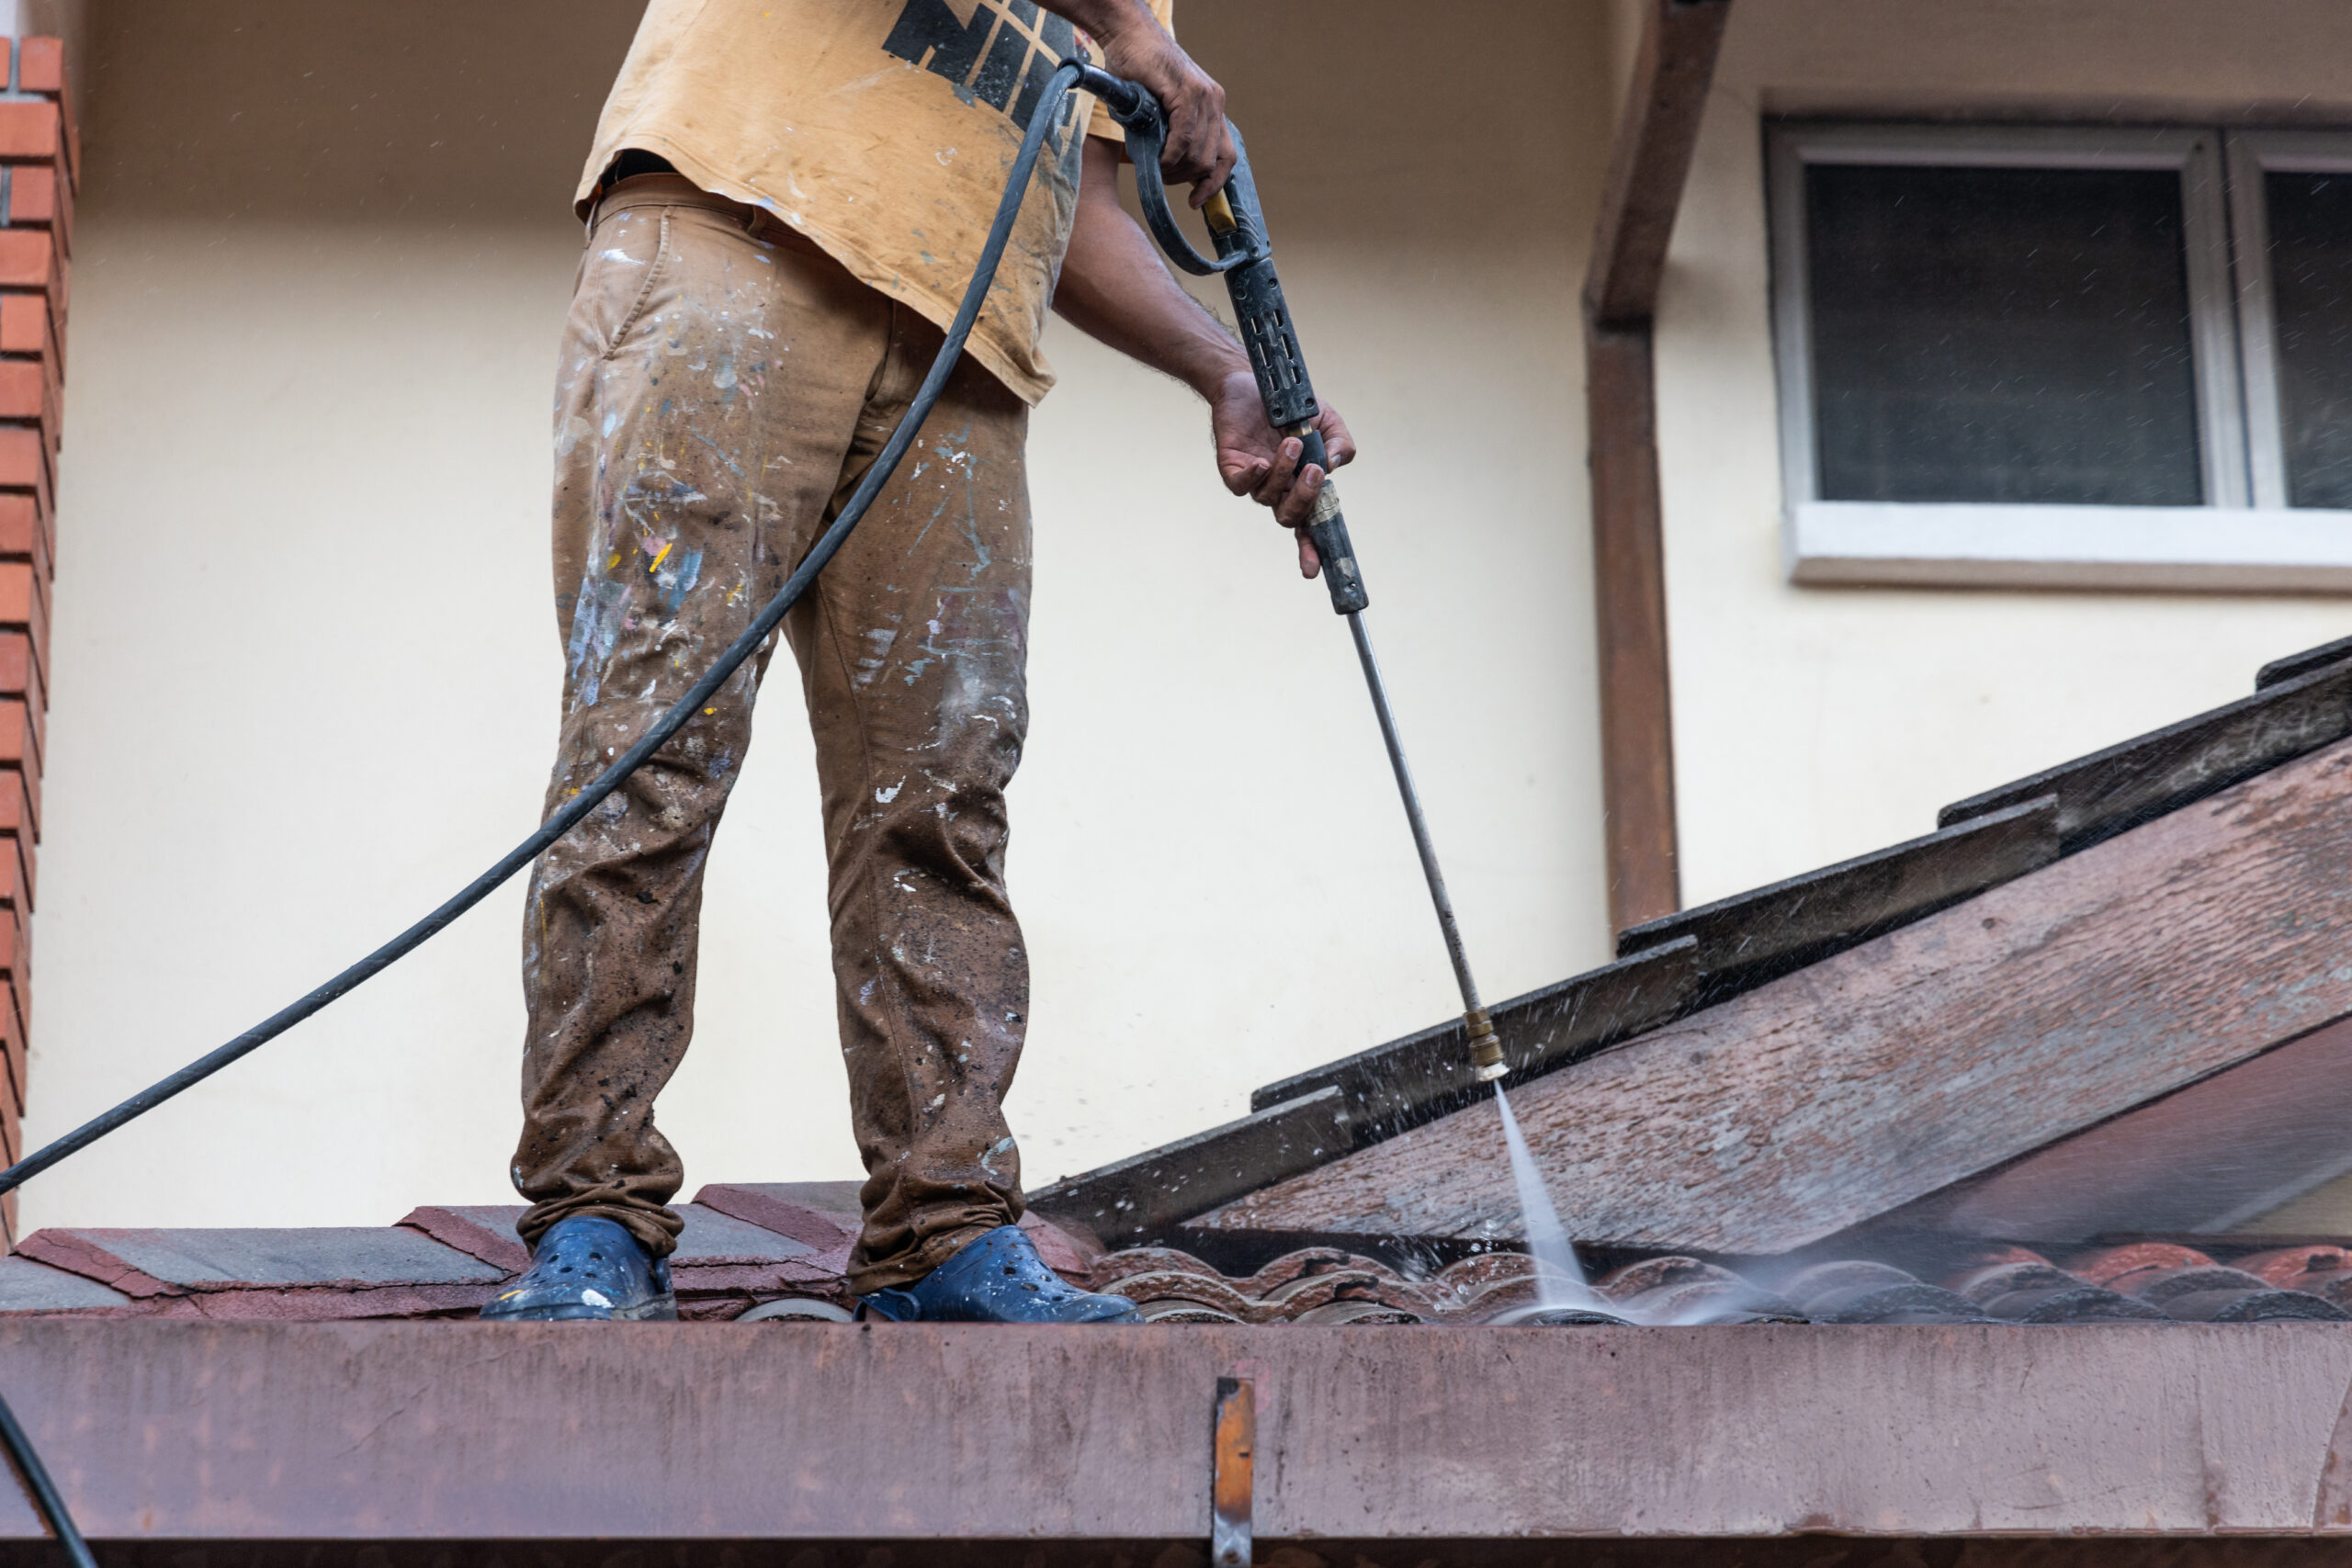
1770, 123, 2352, 590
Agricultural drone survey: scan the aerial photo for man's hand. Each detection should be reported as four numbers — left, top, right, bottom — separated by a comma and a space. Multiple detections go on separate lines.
1056, 140, 1360, 580
1210, 369, 1357, 579
1039, 0, 1235, 203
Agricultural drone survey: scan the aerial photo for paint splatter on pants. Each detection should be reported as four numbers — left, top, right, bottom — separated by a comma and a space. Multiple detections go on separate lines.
514, 176, 1035, 1293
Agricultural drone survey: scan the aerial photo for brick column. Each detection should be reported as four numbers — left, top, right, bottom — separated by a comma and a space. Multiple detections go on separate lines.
0, 32, 73, 1238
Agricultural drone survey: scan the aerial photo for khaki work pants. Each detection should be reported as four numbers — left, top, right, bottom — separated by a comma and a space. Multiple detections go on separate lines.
514, 176, 1034, 1293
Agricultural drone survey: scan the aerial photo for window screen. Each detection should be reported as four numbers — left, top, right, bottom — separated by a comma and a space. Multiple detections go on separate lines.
2267, 172, 2352, 510
1804, 164, 2205, 507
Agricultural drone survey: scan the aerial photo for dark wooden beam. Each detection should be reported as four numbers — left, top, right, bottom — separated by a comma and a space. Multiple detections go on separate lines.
1584, 0, 1734, 931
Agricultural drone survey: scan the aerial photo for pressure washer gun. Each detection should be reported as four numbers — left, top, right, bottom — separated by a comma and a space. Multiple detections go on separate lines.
1079, 64, 1510, 1085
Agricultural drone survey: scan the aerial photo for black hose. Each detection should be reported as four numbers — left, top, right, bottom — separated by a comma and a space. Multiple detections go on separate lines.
0, 57, 1094, 1200
0, 1390, 96, 1568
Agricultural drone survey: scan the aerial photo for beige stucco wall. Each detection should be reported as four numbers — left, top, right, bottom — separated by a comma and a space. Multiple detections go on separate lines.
20, 1, 1619, 1229
1659, 0, 2352, 910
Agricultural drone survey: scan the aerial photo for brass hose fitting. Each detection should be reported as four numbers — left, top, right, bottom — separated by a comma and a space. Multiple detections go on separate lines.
1466, 1008, 1506, 1082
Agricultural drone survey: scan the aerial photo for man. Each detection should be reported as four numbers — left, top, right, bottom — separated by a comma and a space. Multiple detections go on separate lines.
482, 0, 1354, 1324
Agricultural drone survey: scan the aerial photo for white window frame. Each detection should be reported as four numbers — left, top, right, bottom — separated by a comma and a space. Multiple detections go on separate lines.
1770, 122, 2352, 593
2227, 130, 2352, 513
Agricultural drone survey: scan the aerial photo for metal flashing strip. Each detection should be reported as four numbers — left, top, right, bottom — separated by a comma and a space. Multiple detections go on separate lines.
1940, 644, 2352, 848
1617, 793, 2061, 990
1251, 939, 1702, 1136
1030, 1088, 1348, 1248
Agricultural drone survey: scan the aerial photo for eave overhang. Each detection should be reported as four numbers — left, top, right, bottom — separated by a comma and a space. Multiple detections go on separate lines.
6, 1319, 2352, 1551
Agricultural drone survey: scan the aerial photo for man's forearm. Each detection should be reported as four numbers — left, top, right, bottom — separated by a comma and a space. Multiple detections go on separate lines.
1056, 142, 1247, 397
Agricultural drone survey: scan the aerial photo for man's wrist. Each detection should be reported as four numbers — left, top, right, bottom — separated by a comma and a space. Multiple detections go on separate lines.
1191, 355, 1252, 403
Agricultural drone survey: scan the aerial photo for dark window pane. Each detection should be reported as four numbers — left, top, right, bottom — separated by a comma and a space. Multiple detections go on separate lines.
1805, 163, 2204, 506
2267, 171, 2352, 510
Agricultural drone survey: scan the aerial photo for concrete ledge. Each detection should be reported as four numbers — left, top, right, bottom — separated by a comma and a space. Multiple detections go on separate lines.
2, 1322, 2352, 1543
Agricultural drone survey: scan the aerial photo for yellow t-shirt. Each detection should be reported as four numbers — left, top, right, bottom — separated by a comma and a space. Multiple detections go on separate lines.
576, 0, 1174, 406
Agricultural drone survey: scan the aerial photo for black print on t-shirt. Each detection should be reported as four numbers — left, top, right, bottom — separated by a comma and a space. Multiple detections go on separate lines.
883, 0, 1083, 140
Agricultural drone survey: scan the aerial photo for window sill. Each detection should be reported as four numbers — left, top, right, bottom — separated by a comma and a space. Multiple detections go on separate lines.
1786, 501, 2352, 593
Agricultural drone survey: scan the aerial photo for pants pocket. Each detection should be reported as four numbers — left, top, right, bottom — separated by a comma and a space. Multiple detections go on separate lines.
579, 207, 673, 361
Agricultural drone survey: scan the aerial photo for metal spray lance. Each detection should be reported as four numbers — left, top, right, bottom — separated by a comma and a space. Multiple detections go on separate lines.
1081, 64, 1510, 1084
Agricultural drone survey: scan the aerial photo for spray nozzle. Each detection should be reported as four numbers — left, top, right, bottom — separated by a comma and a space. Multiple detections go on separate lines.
1466, 1008, 1507, 1082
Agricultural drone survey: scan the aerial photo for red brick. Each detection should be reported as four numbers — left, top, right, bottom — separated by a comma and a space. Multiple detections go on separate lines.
0, 557, 36, 615
1, 767, 31, 840
0, 829, 28, 914
0, 502, 53, 601
0, 983, 24, 1114
0, 103, 57, 164
0, 358, 45, 423
16, 39, 61, 96
0, 364, 58, 460
0, 807, 28, 916
18, 38, 80, 193
0, 764, 39, 854
0, 700, 40, 774
0, 628, 43, 707
0, 894, 28, 980
0, 332, 60, 443
0, 687, 37, 837
0, 494, 52, 579
0, 231, 51, 292
0, 295, 46, 361
8, 165, 69, 262
0, 974, 21, 1114
3, 958, 28, 1041
0, 558, 51, 649
0, 424, 51, 513
0, 591, 45, 707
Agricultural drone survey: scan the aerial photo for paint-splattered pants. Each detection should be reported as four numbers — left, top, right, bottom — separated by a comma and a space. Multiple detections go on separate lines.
514, 175, 1035, 1293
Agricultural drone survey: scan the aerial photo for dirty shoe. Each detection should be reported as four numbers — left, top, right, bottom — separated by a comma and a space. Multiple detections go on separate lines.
857, 1224, 1140, 1323
480, 1214, 677, 1322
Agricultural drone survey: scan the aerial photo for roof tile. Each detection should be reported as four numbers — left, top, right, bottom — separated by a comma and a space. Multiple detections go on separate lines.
0, 1253, 132, 1314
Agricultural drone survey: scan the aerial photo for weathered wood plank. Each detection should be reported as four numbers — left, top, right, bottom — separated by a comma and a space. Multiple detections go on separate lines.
1617, 794, 2059, 994
1029, 1088, 1347, 1247
1250, 937, 1702, 1141
1939, 657, 2352, 852
1871, 1012, 2352, 1245
1193, 737, 2352, 1253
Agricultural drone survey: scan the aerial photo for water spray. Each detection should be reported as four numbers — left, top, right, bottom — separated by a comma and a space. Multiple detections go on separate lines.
1085, 68, 1509, 1089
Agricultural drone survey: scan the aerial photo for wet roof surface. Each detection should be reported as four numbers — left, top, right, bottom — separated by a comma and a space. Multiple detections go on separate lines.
4, 1183, 2346, 1325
